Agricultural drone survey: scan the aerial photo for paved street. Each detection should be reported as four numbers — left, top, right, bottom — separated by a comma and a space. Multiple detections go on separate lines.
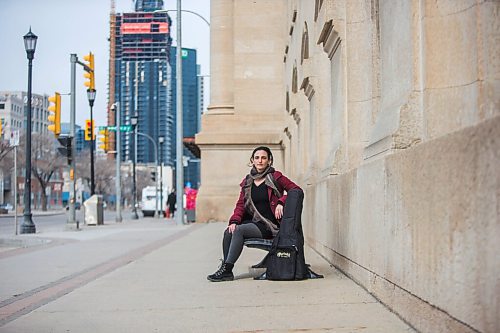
0, 212, 414, 332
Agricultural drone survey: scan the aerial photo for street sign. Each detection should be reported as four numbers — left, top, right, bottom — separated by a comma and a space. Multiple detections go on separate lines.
97, 125, 132, 132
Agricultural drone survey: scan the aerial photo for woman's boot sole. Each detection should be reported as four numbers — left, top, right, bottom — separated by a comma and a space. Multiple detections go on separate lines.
207, 275, 234, 282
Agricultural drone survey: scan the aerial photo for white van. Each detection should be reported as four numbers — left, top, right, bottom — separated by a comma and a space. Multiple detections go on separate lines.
141, 186, 169, 217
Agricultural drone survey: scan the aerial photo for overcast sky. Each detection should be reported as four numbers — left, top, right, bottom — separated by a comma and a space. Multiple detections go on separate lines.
0, 0, 210, 127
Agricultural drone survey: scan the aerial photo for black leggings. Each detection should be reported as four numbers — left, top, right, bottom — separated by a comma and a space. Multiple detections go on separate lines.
223, 222, 263, 264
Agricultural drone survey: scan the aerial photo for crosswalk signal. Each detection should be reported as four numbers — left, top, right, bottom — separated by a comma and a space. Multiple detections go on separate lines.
83, 52, 95, 90
99, 128, 108, 151
84, 119, 94, 141
47, 92, 61, 137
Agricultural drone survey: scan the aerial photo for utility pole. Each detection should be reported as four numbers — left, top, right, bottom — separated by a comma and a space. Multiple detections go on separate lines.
159, 136, 164, 220
68, 54, 78, 229
131, 116, 139, 219
114, 102, 122, 222
13, 143, 18, 235
176, 0, 184, 225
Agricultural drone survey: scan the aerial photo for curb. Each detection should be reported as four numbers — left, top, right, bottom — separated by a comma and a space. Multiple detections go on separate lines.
0, 211, 66, 219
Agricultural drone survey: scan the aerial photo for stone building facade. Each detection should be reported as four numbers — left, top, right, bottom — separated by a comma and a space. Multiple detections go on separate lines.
196, 1, 499, 332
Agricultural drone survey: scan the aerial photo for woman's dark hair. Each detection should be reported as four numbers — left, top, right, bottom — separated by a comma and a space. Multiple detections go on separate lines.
249, 146, 273, 166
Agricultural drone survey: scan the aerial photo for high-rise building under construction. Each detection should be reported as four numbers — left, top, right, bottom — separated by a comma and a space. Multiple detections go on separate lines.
109, 0, 201, 188
111, 0, 172, 164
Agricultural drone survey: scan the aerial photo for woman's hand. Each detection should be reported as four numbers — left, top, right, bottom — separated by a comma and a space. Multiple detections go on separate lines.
226, 223, 237, 233
275, 204, 284, 220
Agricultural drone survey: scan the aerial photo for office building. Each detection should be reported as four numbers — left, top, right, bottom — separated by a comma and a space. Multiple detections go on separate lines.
111, 1, 172, 165
0, 91, 63, 208
109, 1, 202, 189
0, 91, 50, 138
61, 123, 89, 154
196, 1, 500, 332
169, 47, 200, 188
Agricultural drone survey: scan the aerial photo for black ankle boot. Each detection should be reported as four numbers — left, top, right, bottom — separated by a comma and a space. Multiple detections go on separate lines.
207, 262, 234, 282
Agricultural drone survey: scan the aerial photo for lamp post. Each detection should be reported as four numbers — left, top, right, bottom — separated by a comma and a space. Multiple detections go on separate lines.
87, 89, 96, 196
158, 136, 164, 219
21, 28, 37, 234
155, 5, 209, 225
130, 115, 139, 219
175, 0, 184, 226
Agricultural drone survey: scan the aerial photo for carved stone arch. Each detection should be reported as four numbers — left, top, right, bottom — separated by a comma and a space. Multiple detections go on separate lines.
301, 22, 309, 65
292, 63, 298, 94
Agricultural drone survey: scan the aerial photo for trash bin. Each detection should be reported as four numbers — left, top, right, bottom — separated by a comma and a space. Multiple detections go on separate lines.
84, 195, 104, 225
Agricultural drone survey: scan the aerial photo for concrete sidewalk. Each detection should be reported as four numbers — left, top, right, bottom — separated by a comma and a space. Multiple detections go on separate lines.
0, 209, 66, 219
0, 220, 414, 332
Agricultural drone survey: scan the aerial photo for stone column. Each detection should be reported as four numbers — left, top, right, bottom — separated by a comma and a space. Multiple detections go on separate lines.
195, 0, 286, 223
207, 0, 234, 114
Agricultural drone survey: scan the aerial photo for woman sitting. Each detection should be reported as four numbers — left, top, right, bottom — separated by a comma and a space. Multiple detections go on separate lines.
207, 146, 301, 282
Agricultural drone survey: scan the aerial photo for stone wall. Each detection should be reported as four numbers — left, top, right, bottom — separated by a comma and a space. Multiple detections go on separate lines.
285, 1, 499, 332
199, 1, 499, 332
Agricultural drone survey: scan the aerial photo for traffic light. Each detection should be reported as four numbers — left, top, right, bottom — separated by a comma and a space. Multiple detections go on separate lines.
99, 128, 108, 151
57, 135, 73, 165
84, 119, 94, 141
47, 92, 61, 137
0, 118, 3, 140
151, 169, 156, 182
83, 52, 95, 90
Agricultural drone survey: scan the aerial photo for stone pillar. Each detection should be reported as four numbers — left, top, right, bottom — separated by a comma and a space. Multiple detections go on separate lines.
195, 0, 287, 222
207, 0, 234, 114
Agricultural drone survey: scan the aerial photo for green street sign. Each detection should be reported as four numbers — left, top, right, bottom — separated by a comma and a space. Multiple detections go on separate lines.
97, 125, 132, 132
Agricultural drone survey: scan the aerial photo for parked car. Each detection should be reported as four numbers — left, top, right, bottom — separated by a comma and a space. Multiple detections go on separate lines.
0, 203, 13, 211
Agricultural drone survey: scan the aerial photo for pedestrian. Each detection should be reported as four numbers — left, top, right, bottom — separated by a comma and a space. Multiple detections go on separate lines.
167, 189, 176, 218
207, 146, 301, 282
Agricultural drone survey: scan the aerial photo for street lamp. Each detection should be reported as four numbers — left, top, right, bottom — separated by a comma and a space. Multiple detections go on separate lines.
87, 88, 96, 195
21, 28, 38, 234
155, 5, 209, 225
130, 115, 139, 219
158, 136, 164, 219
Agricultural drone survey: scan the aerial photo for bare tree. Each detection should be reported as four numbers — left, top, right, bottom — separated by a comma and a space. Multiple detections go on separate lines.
94, 156, 115, 196
75, 148, 91, 191
0, 140, 14, 173
30, 133, 66, 211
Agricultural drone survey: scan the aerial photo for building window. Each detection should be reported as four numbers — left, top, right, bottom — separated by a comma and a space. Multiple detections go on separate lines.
314, 0, 324, 21
292, 65, 298, 94
286, 91, 290, 113
301, 22, 309, 64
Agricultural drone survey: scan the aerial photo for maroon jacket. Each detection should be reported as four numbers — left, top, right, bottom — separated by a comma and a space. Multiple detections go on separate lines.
229, 170, 301, 225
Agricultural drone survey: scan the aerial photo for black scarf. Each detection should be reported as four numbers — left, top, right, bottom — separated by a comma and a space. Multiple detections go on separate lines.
243, 166, 282, 236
